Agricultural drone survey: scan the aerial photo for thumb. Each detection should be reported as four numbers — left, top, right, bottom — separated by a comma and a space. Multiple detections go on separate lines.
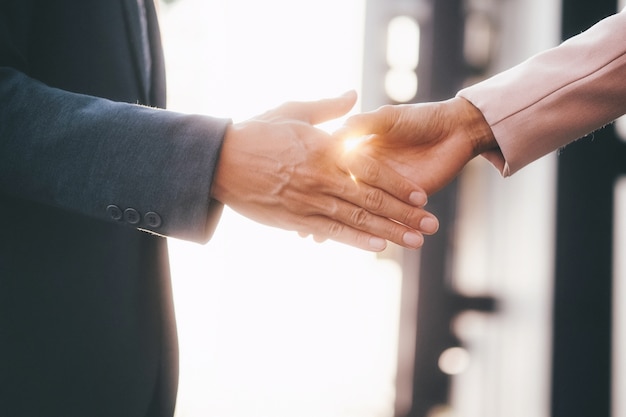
289, 90, 358, 125
333, 105, 395, 140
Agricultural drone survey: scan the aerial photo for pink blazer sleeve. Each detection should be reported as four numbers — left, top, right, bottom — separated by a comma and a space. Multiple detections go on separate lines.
457, 9, 626, 176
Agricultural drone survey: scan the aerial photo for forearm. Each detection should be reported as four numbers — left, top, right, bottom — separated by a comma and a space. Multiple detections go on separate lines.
0, 67, 230, 243
458, 9, 626, 176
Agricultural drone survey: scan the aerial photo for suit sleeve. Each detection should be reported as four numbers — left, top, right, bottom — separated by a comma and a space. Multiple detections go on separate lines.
0, 67, 230, 243
457, 9, 626, 176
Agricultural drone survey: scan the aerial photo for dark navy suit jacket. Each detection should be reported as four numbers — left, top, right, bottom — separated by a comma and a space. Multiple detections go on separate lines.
0, 1, 229, 415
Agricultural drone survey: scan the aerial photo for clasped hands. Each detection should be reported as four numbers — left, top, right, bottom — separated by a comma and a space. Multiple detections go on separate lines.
211, 91, 497, 252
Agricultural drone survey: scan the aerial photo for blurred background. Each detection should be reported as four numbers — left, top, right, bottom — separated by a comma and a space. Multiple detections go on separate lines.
157, 0, 626, 416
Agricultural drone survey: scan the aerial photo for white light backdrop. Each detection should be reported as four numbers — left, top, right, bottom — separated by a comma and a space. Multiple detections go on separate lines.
157, 1, 404, 416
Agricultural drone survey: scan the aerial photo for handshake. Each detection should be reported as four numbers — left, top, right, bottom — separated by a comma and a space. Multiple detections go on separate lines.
210, 90, 498, 252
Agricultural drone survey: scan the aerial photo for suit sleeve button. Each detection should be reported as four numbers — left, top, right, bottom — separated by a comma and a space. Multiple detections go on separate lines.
123, 208, 141, 225
107, 205, 123, 221
145, 212, 162, 228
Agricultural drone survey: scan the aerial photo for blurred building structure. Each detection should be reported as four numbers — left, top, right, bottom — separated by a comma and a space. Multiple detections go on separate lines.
361, 0, 626, 416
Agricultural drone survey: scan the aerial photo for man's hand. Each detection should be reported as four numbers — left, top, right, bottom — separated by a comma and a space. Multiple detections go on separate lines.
210, 91, 440, 251
335, 97, 498, 196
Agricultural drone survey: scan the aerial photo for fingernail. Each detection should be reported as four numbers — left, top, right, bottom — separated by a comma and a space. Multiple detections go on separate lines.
403, 232, 423, 248
369, 237, 387, 251
420, 216, 439, 234
410, 191, 427, 206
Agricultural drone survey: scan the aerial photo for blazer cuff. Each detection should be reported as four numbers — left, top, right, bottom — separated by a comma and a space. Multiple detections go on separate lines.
458, 9, 626, 177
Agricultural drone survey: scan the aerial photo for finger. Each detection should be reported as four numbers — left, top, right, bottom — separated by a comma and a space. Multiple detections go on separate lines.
297, 216, 388, 252
315, 196, 432, 249
312, 234, 328, 243
334, 105, 397, 139
298, 231, 326, 243
344, 187, 439, 237
321, 166, 439, 236
284, 90, 358, 125
341, 150, 428, 207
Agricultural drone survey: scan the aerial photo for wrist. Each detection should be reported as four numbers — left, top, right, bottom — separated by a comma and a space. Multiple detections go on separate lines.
448, 96, 497, 158
210, 124, 238, 204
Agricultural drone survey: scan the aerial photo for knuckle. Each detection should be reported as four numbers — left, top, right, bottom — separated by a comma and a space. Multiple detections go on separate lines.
379, 105, 399, 124
349, 207, 370, 228
361, 159, 382, 181
364, 188, 385, 212
326, 221, 344, 238
399, 207, 421, 229
325, 199, 340, 217
378, 104, 394, 116
384, 223, 403, 242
